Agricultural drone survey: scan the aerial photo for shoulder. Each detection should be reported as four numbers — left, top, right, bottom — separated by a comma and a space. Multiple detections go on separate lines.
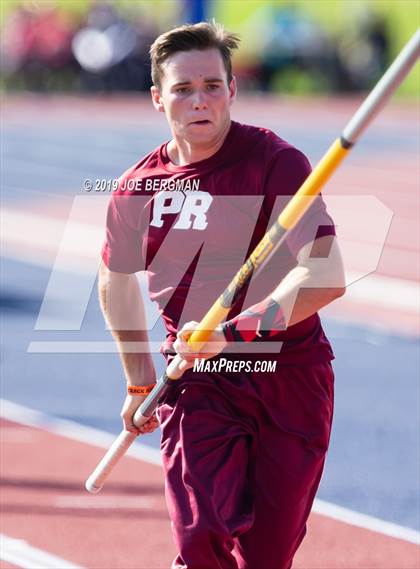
232, 121, 283, 154
232, 121, 310, 172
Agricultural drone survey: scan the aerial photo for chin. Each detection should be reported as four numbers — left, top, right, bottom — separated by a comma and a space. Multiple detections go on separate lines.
185, 124, 216, 140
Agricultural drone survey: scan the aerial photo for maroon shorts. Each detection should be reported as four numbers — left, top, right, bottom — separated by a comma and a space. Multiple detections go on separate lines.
157, 359, 334, 569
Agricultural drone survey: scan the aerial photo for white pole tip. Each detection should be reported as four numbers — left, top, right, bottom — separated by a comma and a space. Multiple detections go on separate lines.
85, 479, 102, 494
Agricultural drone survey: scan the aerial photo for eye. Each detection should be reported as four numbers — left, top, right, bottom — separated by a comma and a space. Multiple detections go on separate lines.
206, 84, 220, 91
176, 87, 190, 94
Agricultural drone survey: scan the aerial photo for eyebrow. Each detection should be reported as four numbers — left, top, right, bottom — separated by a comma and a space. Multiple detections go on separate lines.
172, 78, 225, 88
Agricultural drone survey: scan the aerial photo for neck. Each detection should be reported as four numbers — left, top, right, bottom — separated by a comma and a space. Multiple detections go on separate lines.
167, 120, 231, 166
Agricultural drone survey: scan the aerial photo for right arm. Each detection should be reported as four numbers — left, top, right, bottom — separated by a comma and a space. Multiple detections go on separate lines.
98, 262, 159, 435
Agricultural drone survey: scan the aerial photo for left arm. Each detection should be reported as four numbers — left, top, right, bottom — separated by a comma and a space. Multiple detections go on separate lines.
174, 235, 345, 366
270, 234, 345, 327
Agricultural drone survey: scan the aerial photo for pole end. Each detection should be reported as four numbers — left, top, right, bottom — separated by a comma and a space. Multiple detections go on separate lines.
85, 477, 102, 494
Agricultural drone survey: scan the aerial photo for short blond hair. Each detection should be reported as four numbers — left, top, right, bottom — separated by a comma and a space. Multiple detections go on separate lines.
149, 21, 240, 88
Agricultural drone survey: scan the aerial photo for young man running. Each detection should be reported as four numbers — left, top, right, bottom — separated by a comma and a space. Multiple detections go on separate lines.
100, 21, 345, 569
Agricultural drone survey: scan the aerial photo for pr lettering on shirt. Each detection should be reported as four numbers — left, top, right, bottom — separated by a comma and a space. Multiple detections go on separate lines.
144, 178, 200, 192
151, 190, 213, 230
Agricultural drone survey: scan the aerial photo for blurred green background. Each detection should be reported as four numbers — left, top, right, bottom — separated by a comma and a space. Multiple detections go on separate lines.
215, 0, 419, 95
1, 0, 418, 96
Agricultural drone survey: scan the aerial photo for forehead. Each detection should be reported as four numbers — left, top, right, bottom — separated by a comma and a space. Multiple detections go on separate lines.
161, 48, 227, 84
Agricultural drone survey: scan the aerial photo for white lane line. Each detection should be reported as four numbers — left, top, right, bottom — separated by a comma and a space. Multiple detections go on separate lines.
345, 270, 419, 312
0, 534, 84, 569
313, 500, 420, 546
0, 399, 162, 466
54, 495, 155, 509
1, 399, 419, 545
2, 208, 104, 260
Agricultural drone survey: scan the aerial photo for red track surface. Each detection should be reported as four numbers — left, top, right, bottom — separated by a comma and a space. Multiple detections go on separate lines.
1, 419, 419, 569
1, 419, 175, 569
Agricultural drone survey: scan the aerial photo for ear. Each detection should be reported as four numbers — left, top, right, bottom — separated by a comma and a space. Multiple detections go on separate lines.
228, 76, 237, 106
150, 86, 165, 113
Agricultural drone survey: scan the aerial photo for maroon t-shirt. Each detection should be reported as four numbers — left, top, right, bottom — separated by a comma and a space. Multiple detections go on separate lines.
102, 120, 336, 364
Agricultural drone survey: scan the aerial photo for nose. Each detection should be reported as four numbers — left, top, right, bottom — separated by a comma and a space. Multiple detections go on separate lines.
192, 90, 208, 111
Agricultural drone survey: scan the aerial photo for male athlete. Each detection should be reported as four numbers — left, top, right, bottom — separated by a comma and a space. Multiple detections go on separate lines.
100, 21, 345, 569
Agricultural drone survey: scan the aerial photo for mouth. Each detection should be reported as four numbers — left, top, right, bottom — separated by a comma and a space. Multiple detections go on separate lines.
189, 119, 212, 125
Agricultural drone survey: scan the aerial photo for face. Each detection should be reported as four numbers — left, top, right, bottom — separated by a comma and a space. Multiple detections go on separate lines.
151, 48, 236, 146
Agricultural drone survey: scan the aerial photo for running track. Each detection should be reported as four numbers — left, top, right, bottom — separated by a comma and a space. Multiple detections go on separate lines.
1, 95, 419, 568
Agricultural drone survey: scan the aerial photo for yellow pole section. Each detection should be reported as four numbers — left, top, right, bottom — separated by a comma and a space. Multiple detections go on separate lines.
181, 302, 231, 354
279, 139, 349, 230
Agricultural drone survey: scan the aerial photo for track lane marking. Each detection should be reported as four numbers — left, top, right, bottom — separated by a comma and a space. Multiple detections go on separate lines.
1, 399, 419, 546
0, 534, 84, 569
54, 495, 156, 509
0, 399, 162, 466
313, 500, 419, 546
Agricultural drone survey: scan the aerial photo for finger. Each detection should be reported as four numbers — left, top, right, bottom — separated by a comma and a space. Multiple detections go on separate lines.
139, 427, 157, 435
137, 414, 158, 427
147, 412, 159, 423
176, 327, 189, 340
138, 418, 159, 434
178, 358, 193, 373
178, 321, 198, 334
177, 321, 199, 340
122, 417, 140, 435
173, 338, 193, 355
139, 423, 158, 433
176, 331, 192, 345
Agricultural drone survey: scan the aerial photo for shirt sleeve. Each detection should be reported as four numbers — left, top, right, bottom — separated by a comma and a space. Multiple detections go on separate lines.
101, 192, 146, 274
263, 147, 336, 258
